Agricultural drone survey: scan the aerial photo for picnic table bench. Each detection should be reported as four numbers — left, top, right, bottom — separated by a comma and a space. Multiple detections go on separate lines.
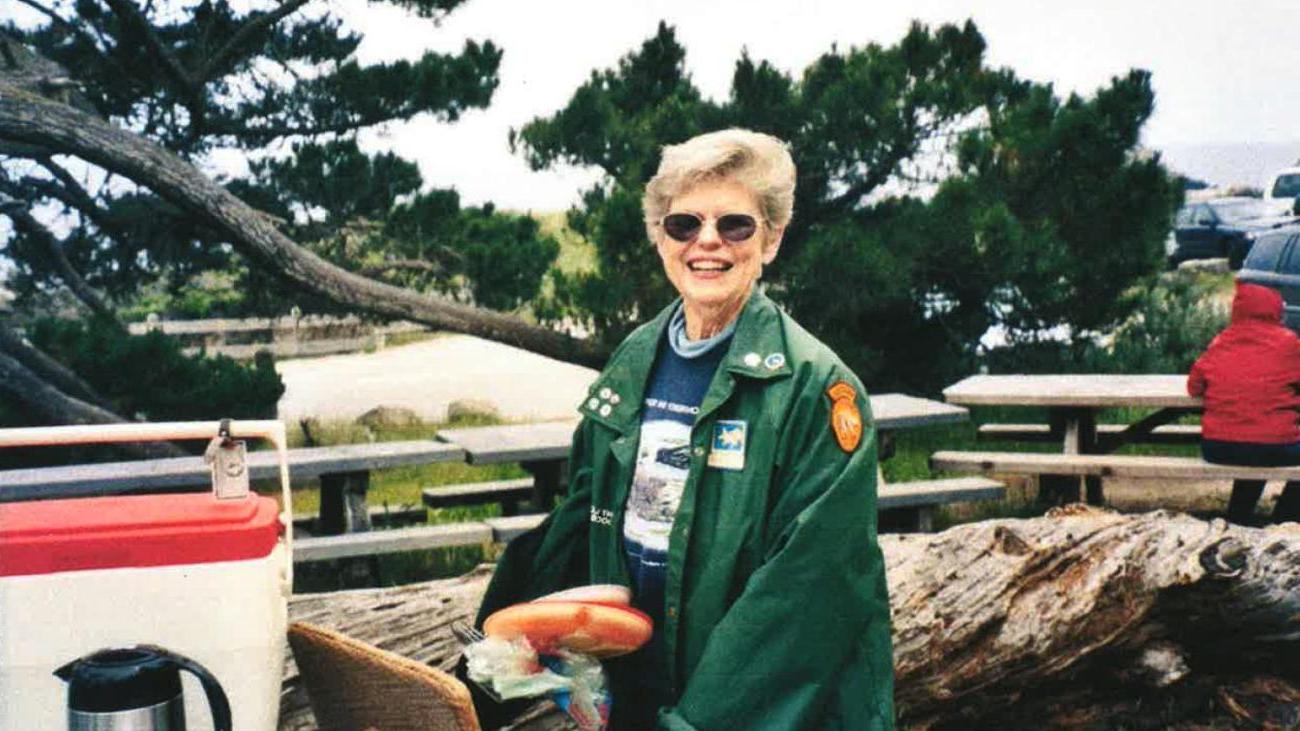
941, 374, 1216, 504
931, 451, 1300, 495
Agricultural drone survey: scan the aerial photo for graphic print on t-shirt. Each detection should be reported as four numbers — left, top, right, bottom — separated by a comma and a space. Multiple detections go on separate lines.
625, 417, 694, 552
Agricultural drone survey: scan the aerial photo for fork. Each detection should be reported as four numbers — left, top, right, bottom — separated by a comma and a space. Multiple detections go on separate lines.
450, 621, 485, 646
450, 621, 505, 702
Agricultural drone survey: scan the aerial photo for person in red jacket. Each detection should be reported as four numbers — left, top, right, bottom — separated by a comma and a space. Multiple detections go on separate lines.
1188, 281, 1300, 523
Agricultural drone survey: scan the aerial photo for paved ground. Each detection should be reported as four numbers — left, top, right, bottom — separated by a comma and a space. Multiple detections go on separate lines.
275, 334, 598, 423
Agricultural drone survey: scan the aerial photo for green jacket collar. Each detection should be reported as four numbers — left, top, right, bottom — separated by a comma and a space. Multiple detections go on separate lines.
578, 288, 792, 433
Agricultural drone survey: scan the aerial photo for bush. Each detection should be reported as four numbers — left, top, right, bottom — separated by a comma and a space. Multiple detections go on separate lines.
983, 274, 1229, 376
26, 316, 284, 421
1090, 275, 1229, 373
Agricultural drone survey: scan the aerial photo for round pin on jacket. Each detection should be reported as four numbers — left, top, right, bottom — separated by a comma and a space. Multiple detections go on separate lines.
743, 352, 761, 368
764, 352, 786, 370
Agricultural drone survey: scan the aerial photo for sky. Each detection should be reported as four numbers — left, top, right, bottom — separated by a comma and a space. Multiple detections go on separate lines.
5, 0, 1300, 212
316, 0, 1300, 211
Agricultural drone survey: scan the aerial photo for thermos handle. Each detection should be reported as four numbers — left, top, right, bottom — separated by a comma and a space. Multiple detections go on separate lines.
163, 649, 233, 731
0, 419, 294, 587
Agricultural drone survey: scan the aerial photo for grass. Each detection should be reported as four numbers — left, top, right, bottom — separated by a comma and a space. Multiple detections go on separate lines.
267, 414, 526, 592
535, 211, 597, 275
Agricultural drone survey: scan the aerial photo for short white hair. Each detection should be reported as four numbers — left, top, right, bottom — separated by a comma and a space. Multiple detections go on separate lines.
643, 129, 796, 242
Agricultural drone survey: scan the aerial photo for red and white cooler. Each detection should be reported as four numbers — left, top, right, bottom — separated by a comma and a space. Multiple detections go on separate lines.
0, 421, 293, 731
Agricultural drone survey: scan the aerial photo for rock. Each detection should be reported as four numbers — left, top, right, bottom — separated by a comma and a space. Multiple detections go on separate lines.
355, 405, 422, 430
446, 398, 499, 423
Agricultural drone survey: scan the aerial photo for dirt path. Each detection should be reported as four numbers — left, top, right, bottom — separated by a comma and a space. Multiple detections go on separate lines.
275, 334, 598, 423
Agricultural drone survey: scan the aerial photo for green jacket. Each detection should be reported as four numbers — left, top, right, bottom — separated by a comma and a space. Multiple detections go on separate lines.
476, 291, 894, 730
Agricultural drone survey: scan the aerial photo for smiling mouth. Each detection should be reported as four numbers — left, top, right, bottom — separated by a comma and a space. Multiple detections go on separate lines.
687, 261, 732, 273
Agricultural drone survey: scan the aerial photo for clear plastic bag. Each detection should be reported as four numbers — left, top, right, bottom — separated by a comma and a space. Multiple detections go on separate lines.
462, 636, 611, 730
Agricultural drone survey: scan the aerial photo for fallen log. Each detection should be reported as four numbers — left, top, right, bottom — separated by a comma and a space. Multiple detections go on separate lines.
281, 507, 1300, 729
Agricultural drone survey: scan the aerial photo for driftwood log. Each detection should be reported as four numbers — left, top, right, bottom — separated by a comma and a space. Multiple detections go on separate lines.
281, 507, 1300, 729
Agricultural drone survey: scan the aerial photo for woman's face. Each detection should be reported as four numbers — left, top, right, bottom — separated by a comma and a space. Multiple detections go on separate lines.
654, 178, 782, 315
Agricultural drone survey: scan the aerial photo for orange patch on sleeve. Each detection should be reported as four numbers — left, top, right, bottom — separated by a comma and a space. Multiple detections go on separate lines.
826, 381, 862, 453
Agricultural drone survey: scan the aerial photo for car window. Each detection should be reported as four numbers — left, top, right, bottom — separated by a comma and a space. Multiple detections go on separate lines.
1174, 206, 1196, 227
1281, 236, 1300, 275
1272, 174, 1300, 200
1210, 199, 1271, 223
1245, 232, 1290, 272
1193, 205, 1216, 225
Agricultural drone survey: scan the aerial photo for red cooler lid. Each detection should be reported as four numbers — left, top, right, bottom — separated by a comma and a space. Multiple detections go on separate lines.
0, 493, 282, 577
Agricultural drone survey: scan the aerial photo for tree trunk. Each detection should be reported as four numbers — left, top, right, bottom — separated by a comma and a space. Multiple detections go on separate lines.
0, 324, 113, 411
281, 508, 1300, 729
0, 349, 187, 459
0, 83, 609, 370
2, 204, 117, 320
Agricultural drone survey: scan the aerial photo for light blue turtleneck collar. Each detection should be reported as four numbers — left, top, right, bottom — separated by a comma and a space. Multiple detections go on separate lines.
668, 303, 736, 359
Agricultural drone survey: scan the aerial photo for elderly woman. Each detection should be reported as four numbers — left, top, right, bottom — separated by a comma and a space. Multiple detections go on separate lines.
472, 129, 894, 730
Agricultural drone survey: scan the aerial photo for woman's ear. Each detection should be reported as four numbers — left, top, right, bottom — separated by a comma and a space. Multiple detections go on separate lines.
762, 227, 785, 265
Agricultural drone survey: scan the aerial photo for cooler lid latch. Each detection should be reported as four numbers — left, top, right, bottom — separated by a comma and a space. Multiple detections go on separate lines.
204, 418, 250, 500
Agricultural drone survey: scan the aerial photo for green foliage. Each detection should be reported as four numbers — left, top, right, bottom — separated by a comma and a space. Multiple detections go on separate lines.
983, 272, 1230, 376
119, 270, 250, 321
252, 139, 424, 229
3, 0, 554, 320
516, 21, 1181, 392
1091, 274, 1229, 373
27, 317, 284, 421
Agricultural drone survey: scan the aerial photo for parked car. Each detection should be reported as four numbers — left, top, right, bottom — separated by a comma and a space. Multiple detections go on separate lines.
1169, 197, 1297, 269
1262, 166, 1300, 215
1236, 223, 1300, 331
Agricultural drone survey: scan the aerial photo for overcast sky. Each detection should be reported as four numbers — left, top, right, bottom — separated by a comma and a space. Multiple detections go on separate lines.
7, 0, 1300, 212
316, 0, 1300, 211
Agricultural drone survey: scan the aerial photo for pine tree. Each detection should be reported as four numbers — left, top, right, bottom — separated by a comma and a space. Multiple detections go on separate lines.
516, 22, 1182, 392
1, 0, 555, 318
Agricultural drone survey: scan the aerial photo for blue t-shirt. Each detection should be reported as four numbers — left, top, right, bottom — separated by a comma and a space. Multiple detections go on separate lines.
621, 307, 732, 711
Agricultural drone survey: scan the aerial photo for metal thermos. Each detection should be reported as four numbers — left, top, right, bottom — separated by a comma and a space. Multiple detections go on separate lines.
53, 646, 232, 731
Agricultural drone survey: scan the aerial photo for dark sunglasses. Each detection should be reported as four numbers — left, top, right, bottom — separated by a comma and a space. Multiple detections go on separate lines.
660, 212, 760, 243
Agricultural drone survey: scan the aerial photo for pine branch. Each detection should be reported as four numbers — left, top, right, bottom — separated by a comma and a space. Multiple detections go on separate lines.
30, 158, 137, 247
10, 0, 79, 37
208, 118, 371, 144
102, 0, 200, 95
357, 258, 447, 277
201, 0, 313, 82
0, 80, 609, 368
0, 198, 117, 321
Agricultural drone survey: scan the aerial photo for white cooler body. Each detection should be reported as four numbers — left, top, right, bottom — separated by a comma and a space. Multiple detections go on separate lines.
0, 544, 289, 730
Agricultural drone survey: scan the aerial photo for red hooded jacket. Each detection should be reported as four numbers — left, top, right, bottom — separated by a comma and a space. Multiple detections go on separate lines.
1188, 282, 1300, 443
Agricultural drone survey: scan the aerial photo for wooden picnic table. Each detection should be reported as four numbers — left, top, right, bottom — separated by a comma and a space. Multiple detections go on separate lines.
943, 374, 1202, 503
435, 420, 578, 512
436, 394, 974, 518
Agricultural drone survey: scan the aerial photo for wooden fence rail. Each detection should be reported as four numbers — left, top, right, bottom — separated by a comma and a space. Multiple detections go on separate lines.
126, 314, 428, 359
